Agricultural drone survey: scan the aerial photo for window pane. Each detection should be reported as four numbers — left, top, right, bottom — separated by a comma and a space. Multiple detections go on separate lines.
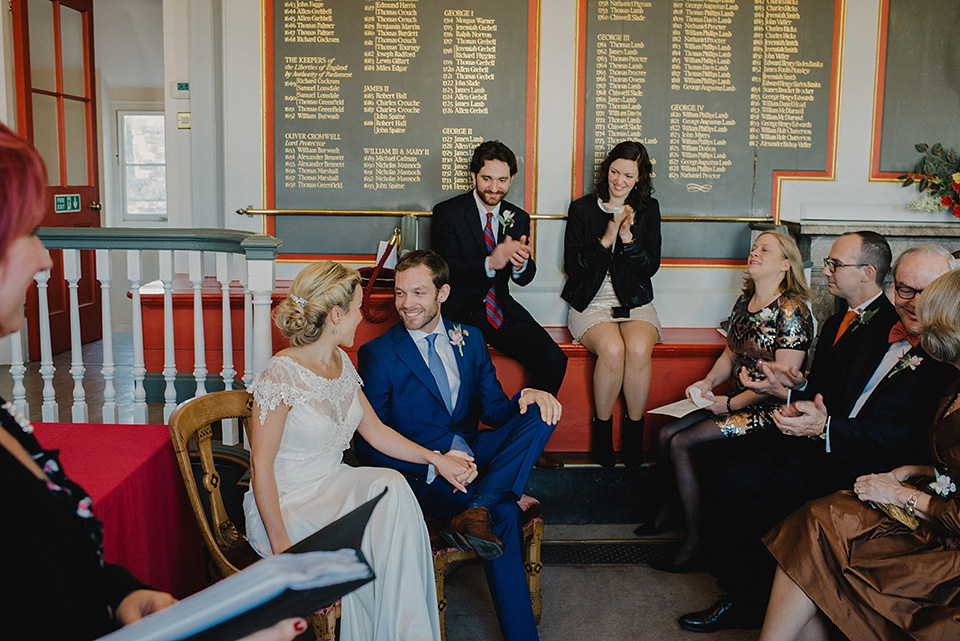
60, 6, 86, 98
124, 115, 166, 164
28, 0, 56, 92
32, 92, 61, 184
125, 165, 167, 215
63, 98, 88, 185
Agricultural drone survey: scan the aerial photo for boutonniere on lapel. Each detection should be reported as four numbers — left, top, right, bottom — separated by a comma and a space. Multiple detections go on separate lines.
886, 352, 923, 379
498, 209, 515, 229
929, 468, 956, 497
849, 308, 877, 333
448, 324, 469, 357
749, 308, 776, 326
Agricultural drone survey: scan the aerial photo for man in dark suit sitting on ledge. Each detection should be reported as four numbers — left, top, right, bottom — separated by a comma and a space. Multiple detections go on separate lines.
676, 237, 959, 633
431, 140, 567, 468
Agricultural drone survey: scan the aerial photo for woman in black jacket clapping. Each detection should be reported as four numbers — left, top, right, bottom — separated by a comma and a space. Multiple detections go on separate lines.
561, 141, 661, 468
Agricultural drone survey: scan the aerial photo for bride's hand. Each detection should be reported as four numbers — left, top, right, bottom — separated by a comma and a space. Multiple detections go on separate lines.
435, 450, 477, 492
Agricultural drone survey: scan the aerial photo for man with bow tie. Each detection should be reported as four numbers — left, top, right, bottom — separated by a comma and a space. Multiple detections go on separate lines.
355, 249, 561, 641
431, 141, 567, 468
676, 239, 960, 633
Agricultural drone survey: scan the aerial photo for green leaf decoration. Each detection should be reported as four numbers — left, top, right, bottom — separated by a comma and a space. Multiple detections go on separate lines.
919, 178, 929, 192
916, 143, 929, 152
902, 176, 914, 187
932, 142, 944, 156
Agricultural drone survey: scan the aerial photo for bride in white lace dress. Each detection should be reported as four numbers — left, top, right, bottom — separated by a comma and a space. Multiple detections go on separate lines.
243, 261, 477, 641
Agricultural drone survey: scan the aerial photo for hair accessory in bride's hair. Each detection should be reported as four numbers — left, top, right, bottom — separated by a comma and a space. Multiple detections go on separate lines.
291, 295, 307, 309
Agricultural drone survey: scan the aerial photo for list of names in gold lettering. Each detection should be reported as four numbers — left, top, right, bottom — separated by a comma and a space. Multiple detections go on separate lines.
671, 0, 737, 93
440, 128, 484, 191
441, 10, 496, 116
666, 104, 734, 180
593, 33, 655, 164
749, 0, 820, 148
281, 132, 345, 189
362, 85, 422, 135
362, 147, 430, 191
363, 0, 421, 72
282, 0, 340, 44
281, 56, 352, 122
596, 0, 652, 22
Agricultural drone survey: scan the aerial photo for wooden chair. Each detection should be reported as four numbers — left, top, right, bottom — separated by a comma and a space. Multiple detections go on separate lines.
168, 390, 338, 641
170, 390, 545, 641
427, 496, 544, 641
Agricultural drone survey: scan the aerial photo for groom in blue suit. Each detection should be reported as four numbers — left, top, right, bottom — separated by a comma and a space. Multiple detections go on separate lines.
355, 249, 561, 641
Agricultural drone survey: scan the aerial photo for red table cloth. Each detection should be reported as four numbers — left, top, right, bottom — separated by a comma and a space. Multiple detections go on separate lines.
34, 423, 206, 599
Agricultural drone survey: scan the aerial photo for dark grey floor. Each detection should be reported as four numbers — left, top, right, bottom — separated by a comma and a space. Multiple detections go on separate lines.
1, 334, 760, 641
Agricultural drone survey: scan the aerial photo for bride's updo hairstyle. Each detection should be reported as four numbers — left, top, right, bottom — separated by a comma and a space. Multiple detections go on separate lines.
274, 261, 361, 346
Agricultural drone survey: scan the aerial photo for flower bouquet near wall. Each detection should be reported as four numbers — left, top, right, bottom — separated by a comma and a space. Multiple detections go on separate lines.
898, 142, 960, 218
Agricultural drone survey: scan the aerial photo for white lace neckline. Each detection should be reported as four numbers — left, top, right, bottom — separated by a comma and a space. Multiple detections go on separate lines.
274, 352, 348, 383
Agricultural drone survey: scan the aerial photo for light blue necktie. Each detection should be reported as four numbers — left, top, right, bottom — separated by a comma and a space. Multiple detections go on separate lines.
425, 334, 453, 414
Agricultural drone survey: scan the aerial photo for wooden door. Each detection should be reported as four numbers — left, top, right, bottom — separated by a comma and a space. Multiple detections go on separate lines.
13, 0, 102, 358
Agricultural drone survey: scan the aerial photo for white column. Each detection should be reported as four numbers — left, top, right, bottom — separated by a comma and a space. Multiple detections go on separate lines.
127, 250, 148, 423
96, 250, 117, 423
34, 268, 56, 421
189, 251, 208, 397
64, 250, 88, 422
217, 253, 238, 445
9, 329, 28, 418
247, 258, 275, 378
239, 258, 253, 387
159, 251, 177, 421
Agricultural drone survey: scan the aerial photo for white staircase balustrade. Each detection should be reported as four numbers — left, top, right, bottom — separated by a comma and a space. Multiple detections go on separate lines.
18, 229, 282, 426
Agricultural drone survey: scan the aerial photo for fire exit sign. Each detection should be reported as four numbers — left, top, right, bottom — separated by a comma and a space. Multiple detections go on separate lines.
54, 194, 81, 213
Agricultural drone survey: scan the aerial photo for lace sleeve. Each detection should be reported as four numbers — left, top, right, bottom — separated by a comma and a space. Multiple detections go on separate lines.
249, 358, 311, 424
340, 348, 364, 388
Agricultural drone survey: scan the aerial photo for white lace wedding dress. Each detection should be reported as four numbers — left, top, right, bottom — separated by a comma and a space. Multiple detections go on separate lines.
243, 352, 441, 641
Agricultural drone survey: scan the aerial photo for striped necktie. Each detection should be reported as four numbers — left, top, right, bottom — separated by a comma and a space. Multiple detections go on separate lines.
483, 212, 504, 329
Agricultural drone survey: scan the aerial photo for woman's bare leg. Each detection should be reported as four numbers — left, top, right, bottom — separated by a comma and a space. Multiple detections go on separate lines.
579, 323, 626, 420
620, 320, 659, 420
759, 566, 829, 641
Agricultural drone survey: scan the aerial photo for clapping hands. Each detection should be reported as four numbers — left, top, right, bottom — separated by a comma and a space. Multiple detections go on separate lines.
739, 360, 806, 400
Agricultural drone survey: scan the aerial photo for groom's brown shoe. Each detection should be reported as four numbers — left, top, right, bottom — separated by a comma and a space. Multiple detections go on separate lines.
442, 507, 504, 560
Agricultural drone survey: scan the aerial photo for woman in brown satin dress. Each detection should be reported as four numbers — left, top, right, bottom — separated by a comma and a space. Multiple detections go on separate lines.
760, 268, 960, 641
645, 231, 814, 570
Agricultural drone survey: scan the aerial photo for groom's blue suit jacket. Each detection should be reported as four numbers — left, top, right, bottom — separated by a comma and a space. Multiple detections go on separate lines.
355, 318, 520, 481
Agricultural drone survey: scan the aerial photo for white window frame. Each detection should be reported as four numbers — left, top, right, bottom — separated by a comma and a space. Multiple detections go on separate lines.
116, 109, 167, 223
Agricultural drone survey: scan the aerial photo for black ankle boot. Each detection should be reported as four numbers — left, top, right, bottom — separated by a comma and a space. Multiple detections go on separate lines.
622, 416, 645, 468
590, 416, 616, 468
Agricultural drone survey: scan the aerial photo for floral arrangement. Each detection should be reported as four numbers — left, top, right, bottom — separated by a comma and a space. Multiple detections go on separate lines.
886, 353, 923, 379
749, 308, 776, 326
929, 468, 956, 497
898, 143, 960, 219
849, 308, 876, 333
448, 324, 469, 357
498, 209, 515, 229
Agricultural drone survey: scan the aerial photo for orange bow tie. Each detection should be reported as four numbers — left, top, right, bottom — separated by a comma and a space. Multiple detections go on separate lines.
888, 321, 921, 348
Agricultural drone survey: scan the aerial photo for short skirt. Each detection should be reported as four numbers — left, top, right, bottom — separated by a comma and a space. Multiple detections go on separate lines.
567, 275, 662, 342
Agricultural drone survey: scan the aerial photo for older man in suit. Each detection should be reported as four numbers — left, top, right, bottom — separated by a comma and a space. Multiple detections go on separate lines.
355, 249, 561, 641
676, 237, 959, 632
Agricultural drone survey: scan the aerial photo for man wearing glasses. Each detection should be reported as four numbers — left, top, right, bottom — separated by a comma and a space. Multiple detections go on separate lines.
676, 236, 959, 633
